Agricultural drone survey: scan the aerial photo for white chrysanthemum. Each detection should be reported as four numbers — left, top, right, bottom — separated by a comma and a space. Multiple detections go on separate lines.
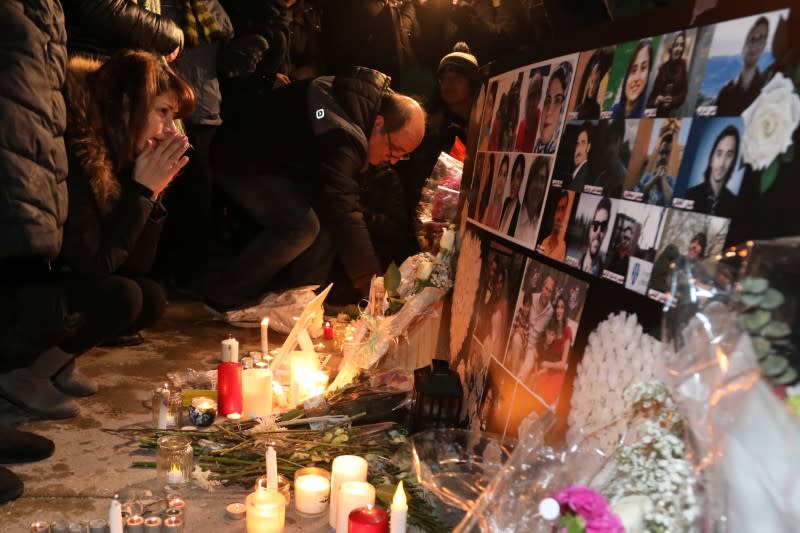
192, 465, 222, 491
567, 312, 669, 453
449, 230, 481, 359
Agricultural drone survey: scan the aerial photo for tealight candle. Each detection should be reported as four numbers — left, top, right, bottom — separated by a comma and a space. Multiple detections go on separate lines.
167, 464, 184, 485
246, 478, 285, 533
293, 467, 331, 516
328, 455, 369, 528
143, 517, 162, 532
126, 515, 145, 533
188, 397, 217, 427
226, 502, 246, 520
390, 481, 407, 533
30, 521, 50, 532
350, 504, 389, 533
335, 481, 375, 533
164, 516, 183, 532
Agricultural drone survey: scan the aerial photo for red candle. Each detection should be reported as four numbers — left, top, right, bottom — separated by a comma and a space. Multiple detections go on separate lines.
323, 321, 334, 340
349, 505, 388, 533
217, 361, 243, 416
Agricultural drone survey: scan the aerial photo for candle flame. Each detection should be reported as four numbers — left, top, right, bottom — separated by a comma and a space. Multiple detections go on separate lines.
261, 317, 270, 326
393, 480, 407, 506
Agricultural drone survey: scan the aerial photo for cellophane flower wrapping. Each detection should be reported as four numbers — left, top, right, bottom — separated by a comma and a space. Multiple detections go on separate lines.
417, 151, 463, 252
661, 237, 800, 532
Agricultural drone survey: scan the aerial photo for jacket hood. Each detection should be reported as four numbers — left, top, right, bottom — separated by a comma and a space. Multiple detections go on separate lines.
332, 67, 391, 136
65, 56, 120, 214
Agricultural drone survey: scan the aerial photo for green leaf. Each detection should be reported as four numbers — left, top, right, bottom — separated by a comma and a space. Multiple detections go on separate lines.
559, 514, 586, 533
781, 143, 795, 164
760, 288, 785, 310
762, 320, 791, 338
760, 157, 781, 194
384, 262, 401, 296
739, 310, 771, 333
740, 277, 769, 294
385, 297, 405, 316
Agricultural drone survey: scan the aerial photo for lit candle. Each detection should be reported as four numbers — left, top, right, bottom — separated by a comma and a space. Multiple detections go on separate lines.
390, 481, 407, 533
335, 481, 375, 533
294, 468, 331, 516
261, 317, 270, 355
246, 479, 286, 533
143, 517, 162, 532
266, 446, 278, 490
350, 504, 389, 533
168, 496, 186, 520
328, 455, 368, 528
242, 367, 273, 419
166, 464, 183, 485
222, 335, 239, 363
289, 351, 321, 406
323, 321, 334, 340
108, 497, 123, 533
126, 515, 144, 533
163, 516, 183, 533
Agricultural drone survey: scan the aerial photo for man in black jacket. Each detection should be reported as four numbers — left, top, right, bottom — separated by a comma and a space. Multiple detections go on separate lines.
207, 67, 426, 311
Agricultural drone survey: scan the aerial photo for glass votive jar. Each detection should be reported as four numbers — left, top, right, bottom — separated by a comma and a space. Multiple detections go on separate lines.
87, 519, 107, 533
66, 523, 84, 533
143, 516, 162, 532
50, 521, 69, 533
156, 435, 193, 486
29, 521, 50, 532
187, 397, 217, 428
163, 515, 184, 532
152, 384, 183, 429
254, 474, 291, 508
126, 515, 145, 533
293, 467, 331, 516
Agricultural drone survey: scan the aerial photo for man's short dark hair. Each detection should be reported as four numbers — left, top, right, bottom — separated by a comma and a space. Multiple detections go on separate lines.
748, 16, 770, 40
690, 232, 707, 257
578, 121, 593, 145
595, 197, 612, 218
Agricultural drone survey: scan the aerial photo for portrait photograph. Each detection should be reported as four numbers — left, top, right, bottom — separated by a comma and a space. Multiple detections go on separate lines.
695, 9, 788, 116
497, 153, 529, 237
564, 194, 619, 277
480, 69, 517, 152
512, 155, 553, 248
478, 358, 518, 436
671, 117, 745, 217
567, 47, 615, 121
536, 188, 575, 262
533, 54, 580, 155
472, 151, 498, 222
623, 118, 692, 206
647, 209, 730, 300
514, 65, 551, 153
644, 28, 698, 118
487, 69, 526, 152
503, 259, 588, 407
602, 37, 662, 120
602, 200, 667, 285
566, 118, 639, 198
480, 153, 511, 230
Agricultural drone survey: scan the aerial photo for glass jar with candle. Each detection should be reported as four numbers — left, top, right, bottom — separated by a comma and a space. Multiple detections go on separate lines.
246, 477, 286, 533
293, 467, 330, 516
254, 474, 291, 508
156, 435, 193, 486
152, 384, 183, 429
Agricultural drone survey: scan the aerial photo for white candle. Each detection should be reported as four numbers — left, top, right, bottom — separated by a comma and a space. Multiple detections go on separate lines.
266, 446, 278, 491
335, 481, 375, 533
166, 464, 183, 485
108, 497, 123, 533
164, 412, 175, 428
390, 481, 408, 533
246, 480, 286, 533
242, 367, 273, 419
289, 351, 321, 406
222, 336, 239, 363
295, 473, 330, 515
328, 455, 368, 528
261, 317, 270, 356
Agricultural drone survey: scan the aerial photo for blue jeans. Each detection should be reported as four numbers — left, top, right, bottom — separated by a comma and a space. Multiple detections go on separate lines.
204, 173, 332, 310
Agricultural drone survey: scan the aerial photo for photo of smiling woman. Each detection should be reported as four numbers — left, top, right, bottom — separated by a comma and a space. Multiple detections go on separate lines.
534, 59, 575, 154
608, 39, 656, 120
536, 189, 575, 262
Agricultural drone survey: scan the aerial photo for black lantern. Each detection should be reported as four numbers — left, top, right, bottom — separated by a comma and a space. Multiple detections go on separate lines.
410, 359, 463, 433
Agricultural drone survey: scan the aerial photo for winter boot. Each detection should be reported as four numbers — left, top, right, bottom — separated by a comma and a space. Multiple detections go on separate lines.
0, 467, 23, 503
52, 360, 98, 397
0, 427, 55, 463
0, 346, 80, 419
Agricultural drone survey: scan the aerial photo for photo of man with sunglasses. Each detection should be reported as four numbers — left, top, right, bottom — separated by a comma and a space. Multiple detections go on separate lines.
579, 197, 612, 276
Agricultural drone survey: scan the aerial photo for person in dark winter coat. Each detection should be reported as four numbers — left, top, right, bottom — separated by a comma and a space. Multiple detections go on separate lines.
0, 51, 194, 421
62, 0, 184, 60
0, 0, 70, 504
207, 67, 426, 310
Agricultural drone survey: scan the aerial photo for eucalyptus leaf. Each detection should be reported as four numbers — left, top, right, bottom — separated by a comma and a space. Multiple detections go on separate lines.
384, 262, 401, 296
762, 321, 791, 339
760, 288, 785, 310
761, 354, 789, 377
740, 277, 769, 294
774, 366, 798, 385
740, 292, 763, 308
752, 336, 772, 357
739, 310, 771, 333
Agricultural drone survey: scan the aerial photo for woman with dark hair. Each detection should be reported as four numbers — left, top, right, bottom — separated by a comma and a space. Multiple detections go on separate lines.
686, 232, 707, 260
487, 92, 508, 152
610, 39, 653, 120
535, 295, 571, 404
575, 52, 605, 120
535, 61, 573, 154
482, 266, 510, 359
478, 80, 498, 151
647, 31, 689, 117
514, 156, 549, 243
537, 189, 571, 261
684, 125, 740, 216
483, 154, 510, 228
55, 51, 192, 413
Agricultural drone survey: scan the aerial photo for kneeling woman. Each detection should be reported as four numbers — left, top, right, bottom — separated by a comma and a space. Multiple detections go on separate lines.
0, 51, 194, 419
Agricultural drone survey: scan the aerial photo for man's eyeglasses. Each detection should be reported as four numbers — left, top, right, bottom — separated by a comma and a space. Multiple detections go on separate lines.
590, 219, 608, 233
386, 130, 411, 161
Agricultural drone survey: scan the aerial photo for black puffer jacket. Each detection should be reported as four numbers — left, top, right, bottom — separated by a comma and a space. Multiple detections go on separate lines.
0, 0, 69, 262
62, 0, 184, 58
212, 67, 391, 294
